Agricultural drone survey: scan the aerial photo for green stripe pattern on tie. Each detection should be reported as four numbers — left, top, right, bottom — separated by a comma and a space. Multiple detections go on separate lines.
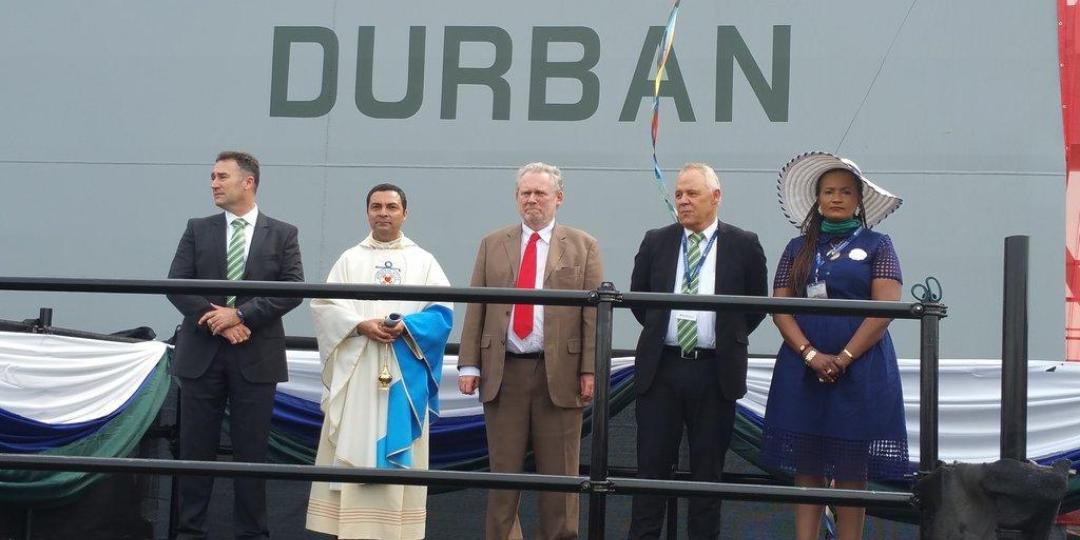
676, 232, 704, 356
226, 218, 247, 307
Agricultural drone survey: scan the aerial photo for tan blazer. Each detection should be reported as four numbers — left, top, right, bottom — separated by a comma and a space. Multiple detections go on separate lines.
459, 223, 604, 408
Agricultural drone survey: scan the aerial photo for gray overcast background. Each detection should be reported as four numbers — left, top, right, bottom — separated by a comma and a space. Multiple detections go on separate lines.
0, 1, 1063, 360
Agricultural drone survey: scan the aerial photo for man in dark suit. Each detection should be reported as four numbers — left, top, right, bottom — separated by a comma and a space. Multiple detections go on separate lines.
628, 163, 768, 539
167, 151, 304, 540
459, 162, 603, 540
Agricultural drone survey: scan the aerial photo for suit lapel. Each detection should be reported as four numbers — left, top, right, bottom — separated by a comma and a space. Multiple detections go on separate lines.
713, 221, 730, 294
243, 213, 270, 280
502, 226, 523, 286
209, 213, 228, 279
659, 224, 683, 292
543, 224, 566, 283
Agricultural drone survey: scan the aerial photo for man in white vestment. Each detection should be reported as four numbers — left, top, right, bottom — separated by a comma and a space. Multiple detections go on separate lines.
306, 183, 453, 540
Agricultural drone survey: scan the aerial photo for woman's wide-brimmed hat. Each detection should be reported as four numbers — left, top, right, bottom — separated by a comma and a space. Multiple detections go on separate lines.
777, 151, 902, 229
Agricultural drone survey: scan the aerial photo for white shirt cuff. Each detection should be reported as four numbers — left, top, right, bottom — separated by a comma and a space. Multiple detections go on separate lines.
458, 366, 481, 378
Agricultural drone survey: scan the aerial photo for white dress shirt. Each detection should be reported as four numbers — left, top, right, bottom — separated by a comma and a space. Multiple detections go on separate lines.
664, 219, 718, 349
224, 205, 259, 261
506, 221, 553, 353
459, 221, 553, 379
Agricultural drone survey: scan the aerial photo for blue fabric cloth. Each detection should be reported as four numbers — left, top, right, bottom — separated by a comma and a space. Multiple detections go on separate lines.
0, 368, 155, 452
269, 390, 492, 467
269, 361, 638, 468
761, 229, 909, 481
379, 304, 453, 469
271, 391, 322, 448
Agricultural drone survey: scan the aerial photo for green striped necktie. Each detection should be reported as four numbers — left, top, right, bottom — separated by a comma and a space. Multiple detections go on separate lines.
676, 232, 705, 356
226, 218, 247, 307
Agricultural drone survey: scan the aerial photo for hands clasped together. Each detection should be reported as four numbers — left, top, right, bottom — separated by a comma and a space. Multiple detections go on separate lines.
805, 348, 853, 384
198, 303, 250, 345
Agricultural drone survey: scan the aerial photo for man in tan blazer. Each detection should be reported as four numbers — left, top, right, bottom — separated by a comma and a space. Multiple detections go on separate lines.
459, 162, 604, 540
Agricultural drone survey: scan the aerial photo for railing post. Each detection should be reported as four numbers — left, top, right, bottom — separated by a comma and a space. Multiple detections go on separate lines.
917, 302, 945, 475
587, 282, 619, 540
35, 307, 52, 332
917, 300, 945, 539
1001, 235, 1029, 460
0, 277, 938, 531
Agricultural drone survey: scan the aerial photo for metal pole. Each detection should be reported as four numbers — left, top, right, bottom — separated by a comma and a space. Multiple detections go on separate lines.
916, 300, 946, 540
587, 282, 618, 540
917, 305, 944, 474
1000, 235, 1029, 460
36, 307, 52, 331
0, 452, 915, 506
0, 277, 923, 319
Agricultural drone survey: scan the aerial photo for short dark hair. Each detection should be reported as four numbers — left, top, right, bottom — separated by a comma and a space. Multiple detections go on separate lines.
216, 151, 260, 189
366, 183, 408, 210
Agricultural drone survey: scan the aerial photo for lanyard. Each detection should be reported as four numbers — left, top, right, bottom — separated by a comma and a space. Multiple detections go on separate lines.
681, 230, 718, 285
813, 227, 863, 282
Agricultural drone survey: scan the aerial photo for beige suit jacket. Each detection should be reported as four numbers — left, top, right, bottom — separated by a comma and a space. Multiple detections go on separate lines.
459, 223, 604, 408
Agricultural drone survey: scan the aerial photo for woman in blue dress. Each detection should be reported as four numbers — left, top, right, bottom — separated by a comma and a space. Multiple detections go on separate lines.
761, 152, 908, 540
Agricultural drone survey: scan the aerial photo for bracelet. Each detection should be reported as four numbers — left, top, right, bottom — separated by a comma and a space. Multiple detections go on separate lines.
798, 343, 811, 354
803, 348, 817, 367
840, 348, 855, 362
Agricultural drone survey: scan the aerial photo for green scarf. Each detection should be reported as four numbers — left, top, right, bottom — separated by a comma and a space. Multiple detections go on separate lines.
820, 218, 861, 234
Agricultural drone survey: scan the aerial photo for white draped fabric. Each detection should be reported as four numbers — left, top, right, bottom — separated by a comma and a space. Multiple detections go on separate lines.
278, 353, 637, 419
283, 354, 1080, 464
0, 331, 167, 423
277, 349, 323, 404
6, 327, 1078, 467
743, 358, 1080, 463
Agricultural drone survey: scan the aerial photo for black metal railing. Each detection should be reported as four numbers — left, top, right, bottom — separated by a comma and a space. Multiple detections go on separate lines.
0, 275, 946, 538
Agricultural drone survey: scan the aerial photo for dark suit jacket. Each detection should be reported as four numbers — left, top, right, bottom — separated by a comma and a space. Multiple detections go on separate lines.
630, 220, 767, 400
459, 223, 604, 408
167, 212, 304, 383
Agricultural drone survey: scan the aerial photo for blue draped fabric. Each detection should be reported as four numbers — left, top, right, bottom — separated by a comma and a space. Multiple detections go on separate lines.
269, 358, 638, 468
271, 391, 322, 448
269, 391, 492, 468
429, 415, 488, 467
379, 304, 453, 468
0, 368, 155, 452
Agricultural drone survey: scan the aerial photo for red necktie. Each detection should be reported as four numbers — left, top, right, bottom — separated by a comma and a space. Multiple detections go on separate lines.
513, 232, 541, 339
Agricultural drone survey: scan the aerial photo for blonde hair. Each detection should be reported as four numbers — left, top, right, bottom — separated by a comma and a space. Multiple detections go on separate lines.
516, 162, 564, 193
678, 162, 721, 190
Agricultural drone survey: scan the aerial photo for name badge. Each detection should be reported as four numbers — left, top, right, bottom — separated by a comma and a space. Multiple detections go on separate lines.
807, 281, 828, 299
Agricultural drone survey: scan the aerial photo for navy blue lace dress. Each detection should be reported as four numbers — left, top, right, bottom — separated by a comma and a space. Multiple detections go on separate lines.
760, 228, 909, 481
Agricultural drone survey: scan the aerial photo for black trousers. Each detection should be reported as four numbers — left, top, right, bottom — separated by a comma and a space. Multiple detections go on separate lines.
175, 346, 277, 540
629, 347, 737, 540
